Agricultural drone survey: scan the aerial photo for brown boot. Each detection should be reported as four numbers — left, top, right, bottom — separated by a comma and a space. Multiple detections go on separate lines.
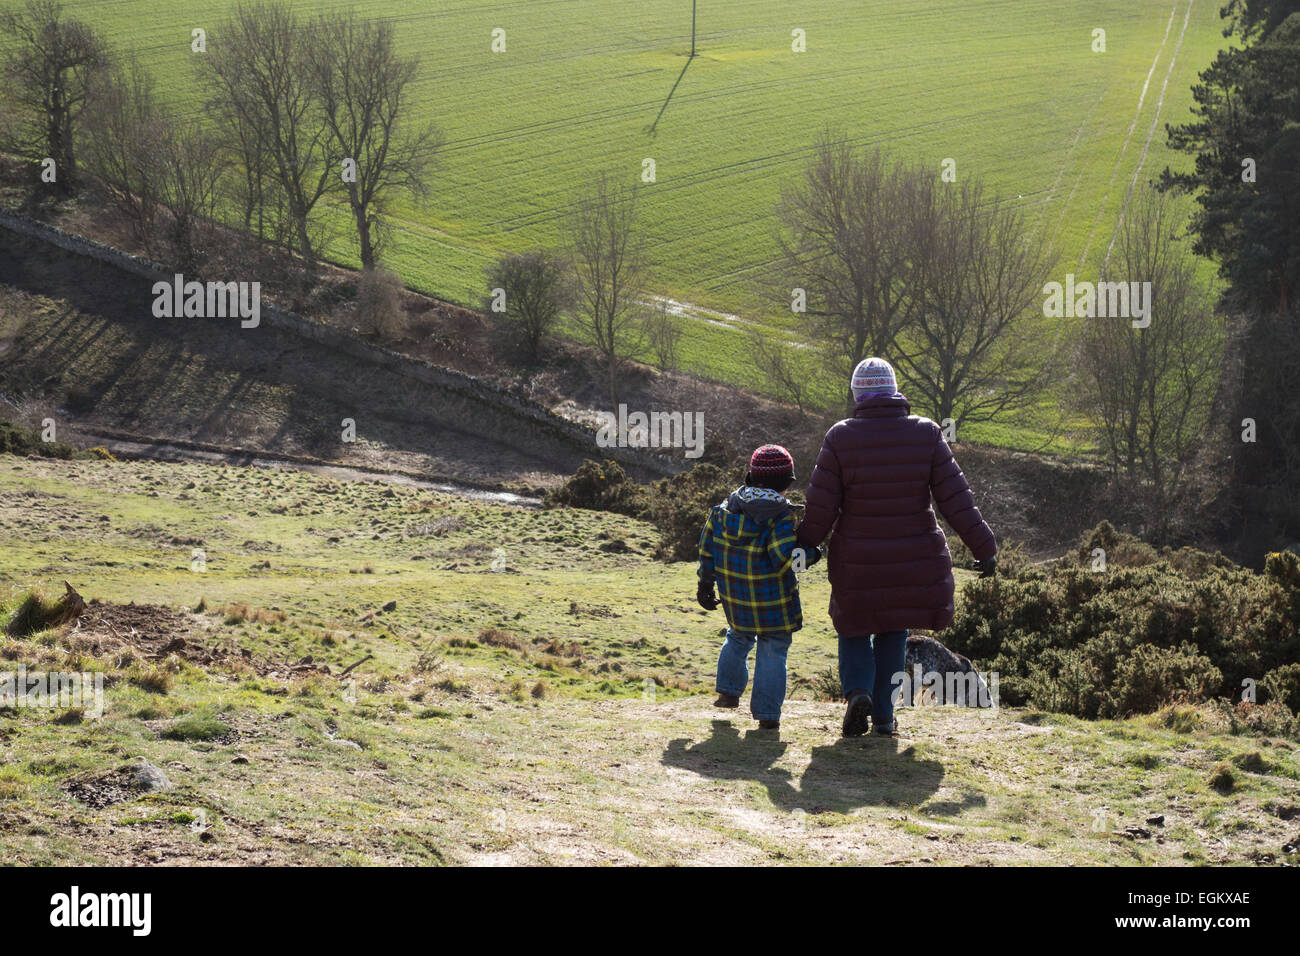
842, 691, 872, 737
714, 693, 740, 709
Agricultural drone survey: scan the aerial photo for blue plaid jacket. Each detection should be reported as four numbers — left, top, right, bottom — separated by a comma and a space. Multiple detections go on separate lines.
697, 487, 803, 635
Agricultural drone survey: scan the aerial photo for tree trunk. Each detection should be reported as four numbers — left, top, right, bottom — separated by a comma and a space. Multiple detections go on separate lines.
352, 189, 374, 271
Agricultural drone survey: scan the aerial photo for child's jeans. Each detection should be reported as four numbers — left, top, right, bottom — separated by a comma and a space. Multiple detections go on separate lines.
716, 628, 792, 722
838, 630, 909, 722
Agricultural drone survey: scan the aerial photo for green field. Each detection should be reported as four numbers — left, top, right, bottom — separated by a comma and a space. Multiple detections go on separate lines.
49, 0, 1228, 444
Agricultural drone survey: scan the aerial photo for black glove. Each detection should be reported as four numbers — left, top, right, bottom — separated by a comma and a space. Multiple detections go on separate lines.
795, 545, 822, 570
974, 555, 998, 579
697, 579, 720, 611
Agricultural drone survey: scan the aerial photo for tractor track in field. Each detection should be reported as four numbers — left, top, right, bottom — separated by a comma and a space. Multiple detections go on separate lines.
1080, 0, 1194, 273
1101, 0, 1196, 273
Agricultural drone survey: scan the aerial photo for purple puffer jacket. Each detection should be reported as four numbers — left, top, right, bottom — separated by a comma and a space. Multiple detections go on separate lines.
795, 392, 996, 636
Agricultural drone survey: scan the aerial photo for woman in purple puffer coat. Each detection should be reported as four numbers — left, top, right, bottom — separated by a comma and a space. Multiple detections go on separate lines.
795, 357, 998, 738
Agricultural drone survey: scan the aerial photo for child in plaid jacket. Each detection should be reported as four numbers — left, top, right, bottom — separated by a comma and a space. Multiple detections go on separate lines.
696, 445, 820, 729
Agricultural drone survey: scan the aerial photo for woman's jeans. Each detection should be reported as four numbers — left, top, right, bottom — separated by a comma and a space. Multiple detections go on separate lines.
838, 630, 909, 721
716, 628, 792, 722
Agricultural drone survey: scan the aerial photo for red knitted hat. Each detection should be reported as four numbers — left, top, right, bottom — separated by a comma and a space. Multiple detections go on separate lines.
749, 444, 795, 477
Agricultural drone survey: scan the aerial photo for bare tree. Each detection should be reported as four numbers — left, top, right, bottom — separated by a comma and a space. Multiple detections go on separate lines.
775, 130, 915, 407
83, 55, 226, 271
308, 11, 440, 271
0, 0, 109, 192
1081, 187, 1223, 537
200, 0, 331, 265
896, 177, 1059, 430
567, 175, 649, 408
483, 249, 573, 362
749, 332, 828, 421
82, 55, 163, 246
155, 124, 228, 272
217, 88, 287, 247
644, 300, 684, 372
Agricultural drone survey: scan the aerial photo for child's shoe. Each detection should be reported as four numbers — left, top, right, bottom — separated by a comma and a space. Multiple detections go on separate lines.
714, 693, 740, 709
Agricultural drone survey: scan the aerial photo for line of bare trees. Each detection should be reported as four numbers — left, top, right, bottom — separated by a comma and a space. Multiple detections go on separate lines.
1, 0, 439, 283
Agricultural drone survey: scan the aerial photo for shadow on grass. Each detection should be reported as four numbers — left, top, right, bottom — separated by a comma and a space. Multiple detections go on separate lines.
663, 718, 979, 816
647, 56, 694, 136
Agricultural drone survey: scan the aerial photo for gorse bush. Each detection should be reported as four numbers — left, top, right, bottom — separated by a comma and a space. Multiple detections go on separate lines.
544, 459, 648, 517
945, 523, 1300, 719
644, 464, 734, 562
1262, 663, 1300, 714
545, 459, 738, 563
0, 421, 78, 459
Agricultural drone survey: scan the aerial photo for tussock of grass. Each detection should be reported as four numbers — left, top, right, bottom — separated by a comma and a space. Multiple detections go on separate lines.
220, 603, 286, 626
1208, 762, 1236, 793
478, 629, 523, 651
129, 665, 173, 695
161, 712, 230, 741
1152, 703, 1204, 734
4, 590, 63, 638
1231, 751, 1276, 775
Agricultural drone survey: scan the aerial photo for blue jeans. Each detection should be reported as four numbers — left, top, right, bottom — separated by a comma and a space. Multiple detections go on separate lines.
839, 630, 909, 721
716, 628, 792, 722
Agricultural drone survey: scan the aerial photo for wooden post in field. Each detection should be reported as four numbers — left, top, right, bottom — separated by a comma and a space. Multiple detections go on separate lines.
690, 0, 697, 57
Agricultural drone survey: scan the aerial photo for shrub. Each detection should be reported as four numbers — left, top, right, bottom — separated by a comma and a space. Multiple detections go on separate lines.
355, 267, 406, 339
0, 420, 76, 459
1107, 643, 1222, 717
482, 249, 572, 362
546, 459, 733, 563
809, 666, 842, 702
644, 463, 733, 562
948, 536, 1032, 575
945, 521, 1300, 720
1262, 663, 1300, 713
1074, 520, 1158, 569
544, 459, 647, 517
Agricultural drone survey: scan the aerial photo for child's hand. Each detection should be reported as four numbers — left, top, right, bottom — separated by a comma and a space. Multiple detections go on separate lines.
696, 580, 720, 610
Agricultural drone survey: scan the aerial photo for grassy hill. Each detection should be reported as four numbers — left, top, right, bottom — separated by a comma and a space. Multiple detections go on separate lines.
49, 0, 1228, 444
2, 456, 1296, 865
